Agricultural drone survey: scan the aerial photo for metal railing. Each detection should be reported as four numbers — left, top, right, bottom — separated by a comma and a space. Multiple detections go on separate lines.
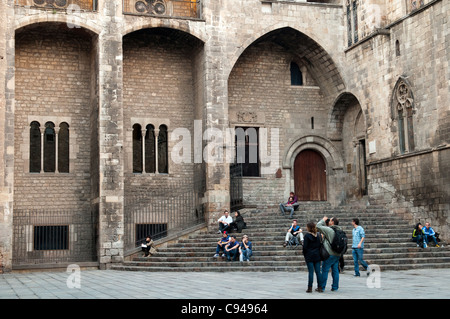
12, 209, 97, 266
15, 0, 97, 11
124, 174, 206, 251
123, 0, 202, 19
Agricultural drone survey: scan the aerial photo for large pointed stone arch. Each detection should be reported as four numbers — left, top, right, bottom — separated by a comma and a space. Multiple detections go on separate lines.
226, 26, 346, 100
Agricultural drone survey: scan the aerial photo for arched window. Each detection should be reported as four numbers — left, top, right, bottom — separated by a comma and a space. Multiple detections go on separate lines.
44, 122, 56, 172
145, 124, 156, 173
158, 125, 168, 174
58, 122, 70, 173
132, 124, 143, 173
290, 62, 303, 86
30, 121, 41, 173
392, 78, 415, 154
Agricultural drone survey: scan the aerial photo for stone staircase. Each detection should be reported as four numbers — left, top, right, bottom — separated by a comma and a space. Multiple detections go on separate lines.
111, 202, 450, 272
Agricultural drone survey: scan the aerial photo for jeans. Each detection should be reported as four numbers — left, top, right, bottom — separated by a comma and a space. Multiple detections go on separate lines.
240, 249, 252, 261
226, 248, 239, 261
321, 255, 340, 291
413, 235, 425, 247
352, 248, 369, 276
279, 203, 294, 217
219, 223, 230, 233
424, 234, 438, 246
216, 244, 226, 255
306, 261, 321, 288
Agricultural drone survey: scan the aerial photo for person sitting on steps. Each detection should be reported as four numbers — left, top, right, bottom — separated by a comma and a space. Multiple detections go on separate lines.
283, 219, 304, 247
279, 192, 299, 218
214, 231, 231, 258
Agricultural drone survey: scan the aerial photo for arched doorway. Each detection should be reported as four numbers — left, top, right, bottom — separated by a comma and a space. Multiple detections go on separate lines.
294, 150, 327, 201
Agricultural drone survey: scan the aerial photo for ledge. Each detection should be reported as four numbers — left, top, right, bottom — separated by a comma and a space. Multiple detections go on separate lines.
261, 0, 342, 8
367, 144, 450, 166
344, 28, 390, 53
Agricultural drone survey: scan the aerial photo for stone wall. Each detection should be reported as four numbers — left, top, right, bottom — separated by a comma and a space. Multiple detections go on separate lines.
344, 0, 449, 237
14, 25, 93, 211
0, 0, 448, 271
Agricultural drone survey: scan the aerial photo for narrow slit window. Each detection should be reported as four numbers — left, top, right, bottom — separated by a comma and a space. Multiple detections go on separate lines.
133, 124, 143, 173
145, 124, 156, 173
58, 122, 70, 173
30, 121, 41, 173
290, 62, 303, 86
158, 125, 168, 174
44, 122, 56, 173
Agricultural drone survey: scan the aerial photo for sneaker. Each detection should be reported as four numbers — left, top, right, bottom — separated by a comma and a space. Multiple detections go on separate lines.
436, 244, 440, 248
213, 254, 219, 257
283, 242, 287, 247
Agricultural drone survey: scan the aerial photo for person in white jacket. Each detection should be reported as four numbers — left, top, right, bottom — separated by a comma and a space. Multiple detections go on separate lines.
217, 210, 233, 233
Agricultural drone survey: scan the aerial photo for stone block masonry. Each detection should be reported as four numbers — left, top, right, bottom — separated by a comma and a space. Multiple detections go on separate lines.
0, 0, 448, 272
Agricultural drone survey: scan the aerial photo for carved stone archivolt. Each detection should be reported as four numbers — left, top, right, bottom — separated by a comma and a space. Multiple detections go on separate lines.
395, 80, 414, 113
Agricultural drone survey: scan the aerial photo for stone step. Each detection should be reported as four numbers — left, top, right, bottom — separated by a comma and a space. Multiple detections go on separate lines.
131, 249, 450, 264
111, 261, 450, 273
115, 205, 450, 273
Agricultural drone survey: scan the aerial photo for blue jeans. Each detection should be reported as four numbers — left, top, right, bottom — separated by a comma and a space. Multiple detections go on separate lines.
306, 261, 321, 288
240, 249, 252, 261
413, 235, 425, 246
279, 203, 294, 217
226, 248, 239, 261
352, 248, 369, 276
321, 255, 340, 291
424, 235, 438, 246
216, 244, 226, 254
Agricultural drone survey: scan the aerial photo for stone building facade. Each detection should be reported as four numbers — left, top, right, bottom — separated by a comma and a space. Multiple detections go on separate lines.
0, 0, 448, 272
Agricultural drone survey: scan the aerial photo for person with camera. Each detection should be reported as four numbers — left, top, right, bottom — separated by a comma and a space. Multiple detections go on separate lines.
316, 216, 342, 292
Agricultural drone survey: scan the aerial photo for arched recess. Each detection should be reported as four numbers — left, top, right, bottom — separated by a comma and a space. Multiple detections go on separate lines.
14, 21, 97, 210
283, 135, 344, 171
15, 15, 101, 36
282, 135, 344, 202
122, 26, 205, 193
328, 92, 368, 198
226, 26, 346, 99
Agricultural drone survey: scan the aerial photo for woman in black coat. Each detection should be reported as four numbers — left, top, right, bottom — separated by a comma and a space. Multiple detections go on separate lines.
230, 211, 246, 233
302, 222, 323, 293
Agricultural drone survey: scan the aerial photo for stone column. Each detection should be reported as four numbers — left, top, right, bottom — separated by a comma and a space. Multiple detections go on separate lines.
202, 0, 230, 230
0, 0, 15, 273
97, 0, 125, 268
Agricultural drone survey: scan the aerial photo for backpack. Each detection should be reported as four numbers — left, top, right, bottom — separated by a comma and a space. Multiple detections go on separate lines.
330, 227, 348, 255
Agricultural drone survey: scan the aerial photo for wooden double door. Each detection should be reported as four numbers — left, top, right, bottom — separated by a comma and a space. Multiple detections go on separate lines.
294, 150, 327, 201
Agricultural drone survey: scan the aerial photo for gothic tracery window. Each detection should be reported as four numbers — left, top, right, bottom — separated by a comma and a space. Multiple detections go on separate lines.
392, 79, 415, 154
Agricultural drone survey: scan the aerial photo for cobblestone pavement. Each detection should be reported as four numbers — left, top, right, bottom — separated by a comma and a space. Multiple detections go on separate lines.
1, 268, 449, 300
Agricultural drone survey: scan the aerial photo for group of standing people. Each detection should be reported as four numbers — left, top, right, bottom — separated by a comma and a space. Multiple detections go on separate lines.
301, 216, 370, 293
